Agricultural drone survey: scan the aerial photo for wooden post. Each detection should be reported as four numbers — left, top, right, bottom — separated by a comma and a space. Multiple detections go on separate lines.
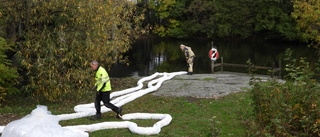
211, 61, 214, 73
211, 41, 214, 73
248, 58, 251, 74
271, 62, 275, 78
279, 60, 281, 78
221, 57, 224, 72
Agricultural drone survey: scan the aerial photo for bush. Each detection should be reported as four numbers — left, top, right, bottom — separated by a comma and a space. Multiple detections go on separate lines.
249, 49, 320, 136
2, 0, 144, 102
0, 37, 19, 104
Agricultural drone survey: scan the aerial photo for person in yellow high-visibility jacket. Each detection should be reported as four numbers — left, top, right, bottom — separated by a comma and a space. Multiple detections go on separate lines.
180, 44, 196, 75
90, 61, 122, 120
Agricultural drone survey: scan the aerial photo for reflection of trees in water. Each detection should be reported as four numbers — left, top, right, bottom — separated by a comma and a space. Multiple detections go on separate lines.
137, 40, 186, 75
110, 38, 317, 77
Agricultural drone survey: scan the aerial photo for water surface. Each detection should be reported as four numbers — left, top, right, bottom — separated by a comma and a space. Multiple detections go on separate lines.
109, 38, 317, 77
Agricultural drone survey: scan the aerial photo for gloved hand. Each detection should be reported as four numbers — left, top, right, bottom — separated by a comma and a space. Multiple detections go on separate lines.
92, 86, 96, 92
92, 86, 99, 95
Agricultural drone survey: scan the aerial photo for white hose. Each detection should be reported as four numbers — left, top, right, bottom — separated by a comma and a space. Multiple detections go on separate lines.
0, 71, 187, 136
64, 113, 172, 135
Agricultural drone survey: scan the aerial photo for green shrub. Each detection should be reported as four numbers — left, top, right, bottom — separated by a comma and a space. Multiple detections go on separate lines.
249, 49, 320, 136
0, 37, 19, 104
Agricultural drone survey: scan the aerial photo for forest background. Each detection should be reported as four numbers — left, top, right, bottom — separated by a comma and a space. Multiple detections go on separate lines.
0, 0, 319, 106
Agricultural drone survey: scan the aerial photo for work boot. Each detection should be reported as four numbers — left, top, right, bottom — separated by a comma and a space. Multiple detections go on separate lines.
116, 107, 122, 119
187, 72, 193, 75
90, 113, 101, 120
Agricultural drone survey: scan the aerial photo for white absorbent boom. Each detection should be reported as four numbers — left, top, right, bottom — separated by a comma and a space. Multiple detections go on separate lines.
0, 71, 187, 136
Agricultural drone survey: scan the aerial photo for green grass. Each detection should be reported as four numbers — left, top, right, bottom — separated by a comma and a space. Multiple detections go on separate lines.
202, 78, 216, 81
0, 78, 253, 137
62, 93, 252, 137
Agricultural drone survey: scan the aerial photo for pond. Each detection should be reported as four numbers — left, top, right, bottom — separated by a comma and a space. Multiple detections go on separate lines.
109, 38, 318, 77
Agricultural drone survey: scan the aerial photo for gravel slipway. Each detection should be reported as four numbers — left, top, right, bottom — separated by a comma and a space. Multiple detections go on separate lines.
152, 72, 284, 98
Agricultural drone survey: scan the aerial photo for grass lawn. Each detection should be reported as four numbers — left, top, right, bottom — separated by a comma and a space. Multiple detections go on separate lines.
0, 78, 253, 137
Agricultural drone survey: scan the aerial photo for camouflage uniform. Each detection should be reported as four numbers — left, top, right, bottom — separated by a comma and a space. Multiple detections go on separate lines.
180, 44, 195, 74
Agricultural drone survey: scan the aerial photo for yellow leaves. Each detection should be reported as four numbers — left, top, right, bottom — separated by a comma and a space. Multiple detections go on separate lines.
292, 0, 320, 48
4, 0, 143, 102
311, 103, 317, 108
293, 103, 300, 111
293, 103, 307, 115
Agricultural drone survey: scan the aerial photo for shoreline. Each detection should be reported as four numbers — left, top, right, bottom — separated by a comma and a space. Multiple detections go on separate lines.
152, 72, 283, 98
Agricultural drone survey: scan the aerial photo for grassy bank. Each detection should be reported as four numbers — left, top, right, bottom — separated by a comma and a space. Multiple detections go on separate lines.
87, 92, 252, 137
0, 77, 252, 137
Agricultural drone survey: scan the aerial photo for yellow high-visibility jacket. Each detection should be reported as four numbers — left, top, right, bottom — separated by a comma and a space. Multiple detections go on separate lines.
95, 66, 111, 92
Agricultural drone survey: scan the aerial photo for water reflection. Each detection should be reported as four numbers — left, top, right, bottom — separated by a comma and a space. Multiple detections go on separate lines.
109, 38, 317, 77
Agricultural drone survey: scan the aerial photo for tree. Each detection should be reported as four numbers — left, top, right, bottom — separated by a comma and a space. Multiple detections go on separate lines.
183, 0, 216, 38
210, 0, 255, 38
0, 37, 19, 104
292, 0, 320, 49
147, 0, 178, 37
144, 0, 299, 40
2, 0, 144, 101
254, 0, 298, 40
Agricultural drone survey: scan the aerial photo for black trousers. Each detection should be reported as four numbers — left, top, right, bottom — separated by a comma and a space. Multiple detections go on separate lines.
95, 91, 119, 114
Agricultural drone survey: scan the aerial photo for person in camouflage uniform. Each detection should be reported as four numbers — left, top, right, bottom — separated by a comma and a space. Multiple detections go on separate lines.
180, 44, 196, 75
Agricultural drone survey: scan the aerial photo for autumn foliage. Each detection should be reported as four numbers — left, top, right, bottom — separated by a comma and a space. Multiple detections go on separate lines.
1, 0, 144, 102
292, 0, 320, 49
249, 49, 320, 136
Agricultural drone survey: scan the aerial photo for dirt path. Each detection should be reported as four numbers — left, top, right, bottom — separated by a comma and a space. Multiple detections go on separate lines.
152, 72, 282, 98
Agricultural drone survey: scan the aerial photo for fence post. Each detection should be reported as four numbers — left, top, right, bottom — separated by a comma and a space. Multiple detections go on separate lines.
271, 62, 275, 78
279, 60, 282, 78
211, 61, 214, 73
248, 58, 251, 74
221, 57, 224, 72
